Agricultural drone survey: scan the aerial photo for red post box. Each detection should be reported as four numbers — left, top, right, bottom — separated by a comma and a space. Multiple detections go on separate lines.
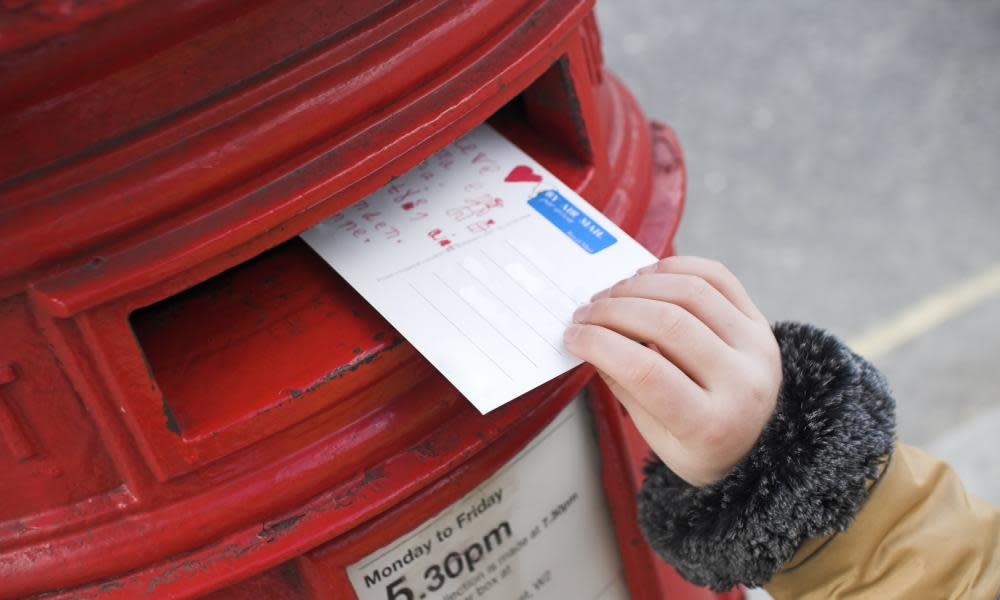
0, 2, 742, 599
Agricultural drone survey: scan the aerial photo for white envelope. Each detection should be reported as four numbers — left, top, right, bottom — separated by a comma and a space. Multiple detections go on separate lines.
302, 125, 656, 413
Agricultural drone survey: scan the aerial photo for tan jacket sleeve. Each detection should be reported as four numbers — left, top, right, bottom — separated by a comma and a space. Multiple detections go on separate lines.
767, 443, 1000, 599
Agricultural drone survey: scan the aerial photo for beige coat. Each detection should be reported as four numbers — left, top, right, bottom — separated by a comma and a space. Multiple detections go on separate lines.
767, 443, 1000, 599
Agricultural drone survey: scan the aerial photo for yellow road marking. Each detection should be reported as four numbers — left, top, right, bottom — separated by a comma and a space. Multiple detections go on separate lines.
849, 262, 1000, 359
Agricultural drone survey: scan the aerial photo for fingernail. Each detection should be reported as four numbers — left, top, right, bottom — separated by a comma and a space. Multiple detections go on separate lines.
563, 324, 583, 344
590, 288, 609, 302
637, 264, 657, 275
572, 303, 591, 323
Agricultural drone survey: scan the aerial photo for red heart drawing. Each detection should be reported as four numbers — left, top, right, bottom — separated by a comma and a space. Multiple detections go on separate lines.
504, 165, 543, 183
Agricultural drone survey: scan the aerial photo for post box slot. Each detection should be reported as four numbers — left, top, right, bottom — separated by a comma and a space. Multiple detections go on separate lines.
489, 56, 594, 190
129, 238, 410, 440
129, 55, 594, 445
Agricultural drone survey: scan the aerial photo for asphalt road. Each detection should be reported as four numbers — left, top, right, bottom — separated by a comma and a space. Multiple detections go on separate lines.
595, 0, 1000, 507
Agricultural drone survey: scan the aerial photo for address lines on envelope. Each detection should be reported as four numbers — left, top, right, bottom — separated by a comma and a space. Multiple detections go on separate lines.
455, 267, 546, 360
461, 249, 571, 358
502, 238, 581, 317
406, 239, 579, 382
406, 281, 517, 381
432, 271, 540, 368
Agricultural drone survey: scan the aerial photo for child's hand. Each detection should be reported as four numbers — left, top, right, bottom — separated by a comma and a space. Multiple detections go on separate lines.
563, 256, 782, 487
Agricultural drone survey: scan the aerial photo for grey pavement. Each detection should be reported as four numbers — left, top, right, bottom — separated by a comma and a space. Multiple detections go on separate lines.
595, 0, 1000, 511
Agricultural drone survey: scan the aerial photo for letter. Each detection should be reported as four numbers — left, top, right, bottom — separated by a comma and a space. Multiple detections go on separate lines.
483, 521, 512, 552
464, 542, 484, 572
364, 570, 383, 588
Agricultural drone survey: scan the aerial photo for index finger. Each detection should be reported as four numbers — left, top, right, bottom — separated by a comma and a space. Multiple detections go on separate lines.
638, 256, 769, 325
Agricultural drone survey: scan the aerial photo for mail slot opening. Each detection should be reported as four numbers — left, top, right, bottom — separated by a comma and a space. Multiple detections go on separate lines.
129, 238, 413, 440
490, 56, 593, 189
129, 56, 594, 441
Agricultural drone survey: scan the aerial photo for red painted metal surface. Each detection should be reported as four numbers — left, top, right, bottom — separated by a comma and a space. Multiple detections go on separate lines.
0, 2, 740, 598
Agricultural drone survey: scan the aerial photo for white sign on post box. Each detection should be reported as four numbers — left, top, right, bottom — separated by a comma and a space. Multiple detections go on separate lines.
346, 395, 630, 600
301, 125, 655, 413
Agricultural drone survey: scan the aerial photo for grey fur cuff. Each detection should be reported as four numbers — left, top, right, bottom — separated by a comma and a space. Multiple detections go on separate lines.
637, 321, 896, 591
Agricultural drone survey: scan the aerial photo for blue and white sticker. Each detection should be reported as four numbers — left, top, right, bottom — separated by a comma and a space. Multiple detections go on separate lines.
527, 189, 617, 254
